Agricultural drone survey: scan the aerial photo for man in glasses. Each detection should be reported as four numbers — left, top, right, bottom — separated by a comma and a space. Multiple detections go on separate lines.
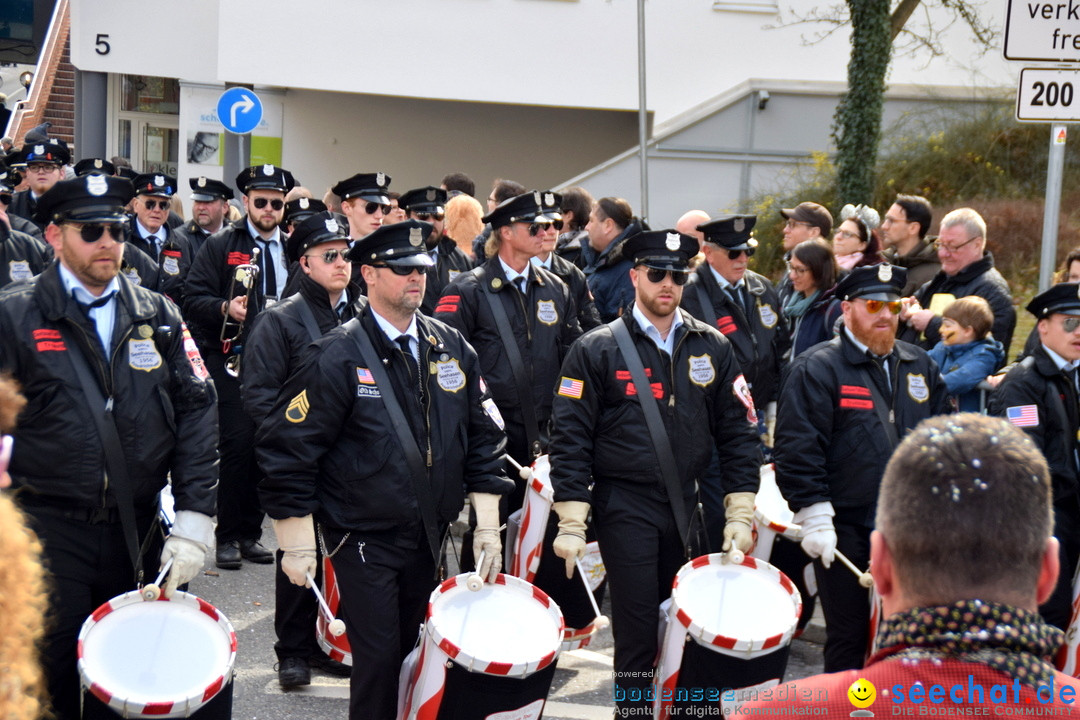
774, 263, 948, 673
989, 282, 1080, 633
399, 185, 471, 316
879, 193, 939, 296
0, 174, 218, 720
898, 208, 1015, 358
0, 162, 49, 289
549, 229, 760, 717
185, 164, 296, 570
7, 137, 69, 234
241, 212, 358, 688
128, 173, 186, 290
257, 220, 511, 720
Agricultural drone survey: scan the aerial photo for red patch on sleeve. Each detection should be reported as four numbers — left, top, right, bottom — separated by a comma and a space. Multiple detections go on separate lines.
840, 385, 871, 397
716, 316, 737, 335
625, 381, 664, 399
36, 340, 67, 352
33, 328, 62, 340
839, 398, 873, 410
226, 252, 251, 266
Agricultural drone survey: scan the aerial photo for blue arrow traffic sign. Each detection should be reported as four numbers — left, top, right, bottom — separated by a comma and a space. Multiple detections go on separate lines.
217, 87, 263, 135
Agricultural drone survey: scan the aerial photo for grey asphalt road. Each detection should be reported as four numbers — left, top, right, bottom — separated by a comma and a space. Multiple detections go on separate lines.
184, 520, 826, 720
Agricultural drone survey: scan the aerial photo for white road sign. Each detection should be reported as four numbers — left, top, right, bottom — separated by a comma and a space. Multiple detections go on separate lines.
1016, 68, 1080, 122
1005, 0, 1080, 62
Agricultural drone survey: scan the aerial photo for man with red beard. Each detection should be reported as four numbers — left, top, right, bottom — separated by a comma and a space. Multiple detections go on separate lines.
774, 263, 948, 673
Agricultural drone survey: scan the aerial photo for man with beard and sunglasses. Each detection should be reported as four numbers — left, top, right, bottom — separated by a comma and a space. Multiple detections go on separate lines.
0, 175, 217, 720
257, 220, 511, 720
185, 164, 296, 570
774, 263, 948, 673
548, 230, 760, 718
399, 185, 471, 315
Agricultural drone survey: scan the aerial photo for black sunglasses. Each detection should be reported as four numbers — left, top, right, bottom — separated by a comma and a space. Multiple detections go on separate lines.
727, 248, 755, 260
527, 220, 564, 236
414, 211, 445, 222
143, 199, 171, 211
365, 202, 392, 215
253, 197, 285, 211
305, 249, 350, 264
372, 263, 429, 276
645, 268, 690, 285
66, 222, 127, 243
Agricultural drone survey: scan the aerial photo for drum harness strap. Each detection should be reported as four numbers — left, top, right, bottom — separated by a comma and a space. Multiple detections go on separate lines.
291, 293, 324, 345
345, 319, 444, 566
610, 318, 693, 556
476, 266, 542, 462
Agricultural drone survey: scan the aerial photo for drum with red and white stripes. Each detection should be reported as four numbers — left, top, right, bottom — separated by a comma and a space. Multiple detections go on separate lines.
398, 572, 564, 720
654, 554, 802, 719
77, 590, 236, 718
316, 555, 352, 665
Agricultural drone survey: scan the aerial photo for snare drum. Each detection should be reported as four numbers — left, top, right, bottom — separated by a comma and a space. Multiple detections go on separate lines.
399, 572, 564, 719
78, 590, 236, 719
316, 555, 352, 666
654, 554, 801, 719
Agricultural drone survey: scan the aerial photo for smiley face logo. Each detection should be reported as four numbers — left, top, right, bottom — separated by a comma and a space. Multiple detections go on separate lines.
848, 678, 876, 709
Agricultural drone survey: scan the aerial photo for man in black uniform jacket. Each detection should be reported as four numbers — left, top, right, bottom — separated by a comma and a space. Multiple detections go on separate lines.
0, 174, 218, 720
185, 164, 296, 569
400, 185, 472, 315
548, 229, 761, 717
241, 212, 358, 687
532, 190, 602, 330
0, 163, 49, 288
6, 137, 69, 235
989, 282, 1080, 631
257, 220, 512, 720
171, 176, 235, 305
775, 263, 949, 672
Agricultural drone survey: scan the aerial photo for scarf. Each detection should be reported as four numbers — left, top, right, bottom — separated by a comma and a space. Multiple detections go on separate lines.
872, 600, 1064, 688
783, 289, 820, 320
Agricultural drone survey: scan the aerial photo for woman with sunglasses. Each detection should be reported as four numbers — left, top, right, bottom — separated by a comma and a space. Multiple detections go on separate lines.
784, 239, 843, 357
832, 204, 883, 272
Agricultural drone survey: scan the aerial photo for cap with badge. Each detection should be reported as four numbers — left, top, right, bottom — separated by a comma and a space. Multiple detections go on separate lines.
286, 212, 348, 263
780, 201, 832, 237
74, 158, 116, 177
482, 191, 561, 228
236, 164, 296, 195
13, 138, 70, 167
347, 219, 436, 267
833, 263, 907, 302
1027, 282, 1080, 318
399, 186, 447, 214
622, 230, 699, 271
35, 174, 135, 225
132, 173, 177, 198
332, 172, 391, 204
283, 197, 327, 227
700, 214, 759, 251
189, 176, 234, 202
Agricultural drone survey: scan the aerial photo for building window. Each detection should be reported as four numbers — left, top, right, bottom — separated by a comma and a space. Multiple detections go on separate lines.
712, 0, 777, 13
120, 75, 180, 115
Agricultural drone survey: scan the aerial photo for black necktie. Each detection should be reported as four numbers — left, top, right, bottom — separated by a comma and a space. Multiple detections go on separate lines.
75, 290, 116, 314
261, 242, 278, 298
868, 351, 889, 384
517, 276, 527, 295
1067, 367, 1079, 395
396, 335, 422, 398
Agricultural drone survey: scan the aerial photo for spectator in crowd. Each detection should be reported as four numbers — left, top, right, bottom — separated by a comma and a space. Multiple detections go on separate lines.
833, 204, 883, 271
927, 296, 1004, 412
444, 193, 484, 259
880, 194, 939, 296
783, 238, 841, 357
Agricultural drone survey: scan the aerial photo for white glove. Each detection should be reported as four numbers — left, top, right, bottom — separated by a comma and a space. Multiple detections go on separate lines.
762, 402, 777, 449
273, 515, 316, 587
795, 502, 836, 568
160, 510, 213, 598
470, 493, 503, 583
722, 492, 755, 554
552, 501, 590, 579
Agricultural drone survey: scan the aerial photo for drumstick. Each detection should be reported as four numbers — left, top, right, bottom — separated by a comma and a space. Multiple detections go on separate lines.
574, 556, 611, 631
306, 572, 347, 637
724, 545, 745, 565
141, 557, 173, 601
503, 454, 533, 481
466, 550, 486, 592
834, 549, 874, 588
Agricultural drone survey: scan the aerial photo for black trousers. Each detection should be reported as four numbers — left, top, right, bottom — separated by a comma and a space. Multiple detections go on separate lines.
206, 352, 263, 543
813, 520, 871, 672
593, 483, 688, 718
1042, 498, 1080, 630
325, 528, 437, 720
23, 505, 161, 720
274, 548, 322, 661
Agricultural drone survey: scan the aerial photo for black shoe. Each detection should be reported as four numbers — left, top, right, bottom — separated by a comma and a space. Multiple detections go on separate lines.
278, 657, 311, 688
215, 541, 242, 570
309, 651, 351, 677
239, 539, 274, 564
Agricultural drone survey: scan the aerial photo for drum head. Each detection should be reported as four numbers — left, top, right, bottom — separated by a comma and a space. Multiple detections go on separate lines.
79, 591, 236, 717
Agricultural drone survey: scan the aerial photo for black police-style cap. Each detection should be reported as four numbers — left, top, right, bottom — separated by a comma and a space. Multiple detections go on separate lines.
700, 215, 759, 251
236, 164, 296, 194
35, 174, 135, 225
73, 158, 116, 177
780, 201, 832, 237
189, 176, 235, 202
0, 161, 19, 192
540, 190, 563, 221
332, 172, 391, 203
14, 138, 70, 167
399, 186, 447, 214
132, 173, 177, 197
115, 166, 137, 181
347, 219, 436, 267
622, 230, 698, 272
482, 191, 561, 229
283, 197, 327, 226
834, 263, 907, 302
1027, 282, 1080, 318
286, 212, 347, 263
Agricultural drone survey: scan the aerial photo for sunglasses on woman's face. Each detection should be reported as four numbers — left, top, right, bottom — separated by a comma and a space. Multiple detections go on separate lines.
252, 197, 285, 211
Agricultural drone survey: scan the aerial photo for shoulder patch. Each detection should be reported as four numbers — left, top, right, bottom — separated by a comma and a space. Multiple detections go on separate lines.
286, 390, 310, 423
558, 376, 584, 399
1006, 405, 1038, 427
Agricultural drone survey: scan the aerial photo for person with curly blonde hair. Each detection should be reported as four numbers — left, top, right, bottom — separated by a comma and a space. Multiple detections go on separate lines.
0, 374, 47, 720
444, 193, 483, 260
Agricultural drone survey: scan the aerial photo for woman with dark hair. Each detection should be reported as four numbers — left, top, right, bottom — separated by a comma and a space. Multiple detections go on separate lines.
833, 204, 883, 271
784, 239, 842, 357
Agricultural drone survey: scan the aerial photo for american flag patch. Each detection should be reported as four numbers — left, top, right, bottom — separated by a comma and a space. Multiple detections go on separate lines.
356, 367, 375, 385
558, 377, 584, 399
1006, 405, 1039, 427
